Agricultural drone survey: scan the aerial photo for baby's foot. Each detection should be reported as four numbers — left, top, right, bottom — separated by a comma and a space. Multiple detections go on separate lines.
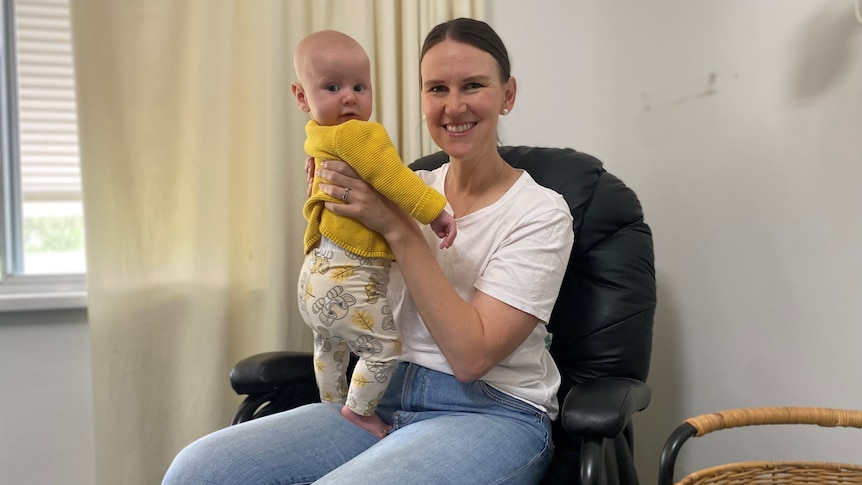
341, 406, 390, 439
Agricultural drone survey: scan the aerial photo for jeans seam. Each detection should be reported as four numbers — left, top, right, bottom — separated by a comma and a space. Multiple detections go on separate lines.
489, 414, 553, 485
400, 363, 414, 411
392, 363, 417, 430
490, 437, 552, 485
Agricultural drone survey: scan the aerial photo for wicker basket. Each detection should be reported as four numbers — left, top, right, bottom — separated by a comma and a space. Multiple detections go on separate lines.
660, 407, 862, 485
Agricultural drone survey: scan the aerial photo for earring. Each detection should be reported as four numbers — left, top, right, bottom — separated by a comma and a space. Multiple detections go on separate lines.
502, 108, 509, 115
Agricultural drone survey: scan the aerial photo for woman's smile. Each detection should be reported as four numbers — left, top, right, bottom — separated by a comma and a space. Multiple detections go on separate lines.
445, 122, 476, 133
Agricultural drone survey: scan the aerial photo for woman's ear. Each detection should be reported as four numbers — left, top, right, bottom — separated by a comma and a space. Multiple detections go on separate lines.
503, 76, 517, 113
291, 82, 311, 113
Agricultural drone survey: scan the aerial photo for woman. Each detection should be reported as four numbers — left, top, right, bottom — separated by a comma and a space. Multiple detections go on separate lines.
163, 18, 573, 484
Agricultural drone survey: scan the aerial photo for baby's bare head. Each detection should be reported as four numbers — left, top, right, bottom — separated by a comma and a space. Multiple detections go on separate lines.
294, 30, 370, 86
292, 31, 373, 125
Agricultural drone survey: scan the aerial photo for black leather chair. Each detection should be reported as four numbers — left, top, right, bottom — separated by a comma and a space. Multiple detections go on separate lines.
229, 146, 656, 485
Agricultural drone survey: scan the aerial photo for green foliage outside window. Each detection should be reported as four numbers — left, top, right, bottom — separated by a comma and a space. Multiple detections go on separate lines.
23, 217, 86, 253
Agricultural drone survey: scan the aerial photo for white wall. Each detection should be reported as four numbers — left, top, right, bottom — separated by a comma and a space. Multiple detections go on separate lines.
3, 2, 861, 484
0, 309, 94, 485
490, 0, 862, 481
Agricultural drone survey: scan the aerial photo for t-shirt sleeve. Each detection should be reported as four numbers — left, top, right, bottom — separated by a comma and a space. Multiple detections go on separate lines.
475, 205, 574, 323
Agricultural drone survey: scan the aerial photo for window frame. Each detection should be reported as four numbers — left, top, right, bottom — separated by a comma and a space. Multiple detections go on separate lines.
1, 0, 86, 312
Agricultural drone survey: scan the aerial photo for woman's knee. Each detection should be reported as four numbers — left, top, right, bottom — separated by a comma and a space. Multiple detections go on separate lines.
162, 433, 235, 484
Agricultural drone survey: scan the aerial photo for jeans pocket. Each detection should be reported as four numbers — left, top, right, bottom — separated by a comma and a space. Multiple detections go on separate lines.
478, 381, 546, 421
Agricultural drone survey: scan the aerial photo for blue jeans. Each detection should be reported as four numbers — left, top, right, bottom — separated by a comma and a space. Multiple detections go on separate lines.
163, 362, 554, 484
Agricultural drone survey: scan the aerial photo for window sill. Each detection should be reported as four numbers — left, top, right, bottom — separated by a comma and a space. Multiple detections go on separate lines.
0, 274, 87, 312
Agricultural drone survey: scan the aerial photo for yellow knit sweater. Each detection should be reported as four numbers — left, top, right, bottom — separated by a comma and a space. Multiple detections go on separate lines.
302, 119, 447, 259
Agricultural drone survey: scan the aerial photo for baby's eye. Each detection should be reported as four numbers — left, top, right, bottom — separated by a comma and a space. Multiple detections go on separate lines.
326, 84, 340, 92
353, 85, 367, 93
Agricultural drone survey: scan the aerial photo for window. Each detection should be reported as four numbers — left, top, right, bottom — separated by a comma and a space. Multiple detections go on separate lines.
1, 0, 86, 311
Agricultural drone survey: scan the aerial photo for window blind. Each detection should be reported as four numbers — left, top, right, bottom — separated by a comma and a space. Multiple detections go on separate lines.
14, 0, 80, 204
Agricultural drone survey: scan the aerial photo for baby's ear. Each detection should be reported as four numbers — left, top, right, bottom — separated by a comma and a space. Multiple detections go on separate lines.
291, 82, 311, 112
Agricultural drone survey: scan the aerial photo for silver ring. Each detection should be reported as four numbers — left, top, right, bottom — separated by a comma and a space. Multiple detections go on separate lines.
341, 187, 350, 201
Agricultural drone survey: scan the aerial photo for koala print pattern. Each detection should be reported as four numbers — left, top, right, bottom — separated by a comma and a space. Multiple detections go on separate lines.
297, 239, 400, 417
312, 286, 357, 326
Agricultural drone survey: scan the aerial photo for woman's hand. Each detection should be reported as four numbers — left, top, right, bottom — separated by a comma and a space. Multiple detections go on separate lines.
304, 156, 315, 198
316, 159, 412, 239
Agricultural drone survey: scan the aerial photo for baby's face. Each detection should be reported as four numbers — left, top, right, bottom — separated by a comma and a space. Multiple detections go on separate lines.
300, 49, 373, 126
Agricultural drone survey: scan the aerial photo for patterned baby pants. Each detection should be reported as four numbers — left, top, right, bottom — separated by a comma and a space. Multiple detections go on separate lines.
297, 237, 400, 417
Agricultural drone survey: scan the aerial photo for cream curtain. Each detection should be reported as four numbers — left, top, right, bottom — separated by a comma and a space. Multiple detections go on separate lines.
70, 0, 483, 484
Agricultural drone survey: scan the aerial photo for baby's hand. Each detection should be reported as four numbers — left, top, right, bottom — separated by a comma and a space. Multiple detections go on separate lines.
430, 211, 457, 249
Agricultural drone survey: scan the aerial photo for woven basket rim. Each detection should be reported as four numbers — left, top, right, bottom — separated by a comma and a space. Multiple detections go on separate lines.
678, 460, 862, 485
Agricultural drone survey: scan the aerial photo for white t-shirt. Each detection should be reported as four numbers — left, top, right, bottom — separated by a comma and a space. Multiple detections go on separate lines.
388, 163, 574, 419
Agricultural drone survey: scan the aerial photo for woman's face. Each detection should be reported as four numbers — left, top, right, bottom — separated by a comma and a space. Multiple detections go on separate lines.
420, 39, 514, 162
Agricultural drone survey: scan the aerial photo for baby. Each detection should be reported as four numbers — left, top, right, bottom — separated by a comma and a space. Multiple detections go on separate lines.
293, 30, 455, 438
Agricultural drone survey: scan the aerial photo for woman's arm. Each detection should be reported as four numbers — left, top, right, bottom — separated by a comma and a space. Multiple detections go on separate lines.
317, 160, 540, 382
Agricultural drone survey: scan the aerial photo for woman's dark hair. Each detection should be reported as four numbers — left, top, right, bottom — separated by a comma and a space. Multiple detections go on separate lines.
420, 18, 511, 81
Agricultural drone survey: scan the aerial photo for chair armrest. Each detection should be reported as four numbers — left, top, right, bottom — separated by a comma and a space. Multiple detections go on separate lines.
561, 376, 651, 438
229, 351, 315, 395
562, 377, 651, 485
